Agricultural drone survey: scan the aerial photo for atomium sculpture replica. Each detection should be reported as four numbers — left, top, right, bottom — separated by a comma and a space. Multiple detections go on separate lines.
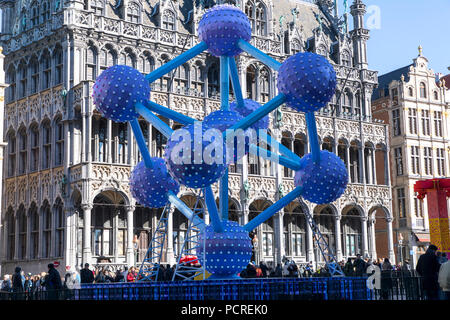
93, 4, 348, 280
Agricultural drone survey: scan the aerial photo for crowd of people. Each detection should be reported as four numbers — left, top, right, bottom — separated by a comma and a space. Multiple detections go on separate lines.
0, 245, 449, 300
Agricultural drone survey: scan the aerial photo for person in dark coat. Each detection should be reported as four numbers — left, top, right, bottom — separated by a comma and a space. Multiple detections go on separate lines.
353, 254, 367, 276
274, 263, 282, 277
259, 261, 269, 277
416, 244, 441, 300
12, 267, 24, 300
344, 258, 354, 276
45, 264, 62, 300
80, 263, 95, 284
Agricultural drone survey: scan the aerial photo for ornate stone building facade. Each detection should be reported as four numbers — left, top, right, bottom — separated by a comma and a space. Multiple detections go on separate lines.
372, 47, 449, 267
0, 0, 394, 274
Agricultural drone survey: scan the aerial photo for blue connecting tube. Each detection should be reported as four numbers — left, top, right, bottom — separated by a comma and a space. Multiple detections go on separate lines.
220, 56, 230, 110
305, 112, 321, 164
135, 102, 174, 138
219, 169, 229, 221
243, 186, 303, 232
130, 118, 153, 169
229, 58, 245, 108
146, 42, 208, 83
237, 39, 282, 71
204, 186, 223, 233
144, 100, 196, 125
167, 191, 205, 230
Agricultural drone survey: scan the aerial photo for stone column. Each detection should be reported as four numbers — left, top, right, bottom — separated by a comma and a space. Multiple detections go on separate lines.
64, 206, 76, 269
358, 145, 365, 184
275, 211, 285, 265
371, 148, 377, 185
14, 215, 19, 260
166, 206, 175, 266
386, 217, 396, 263
346, 145, 351, 183
361, 215, 369, 257
306, 213, 314, 263
366, 149, 373, 184
334, 215, 343, 261
82, 203, 93, 265
368, 216, 377, 260
126, 205, 135, 266
107, 119, 112, 163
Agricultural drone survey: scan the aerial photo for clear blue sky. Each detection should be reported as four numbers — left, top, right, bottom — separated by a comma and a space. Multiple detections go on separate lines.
343, 0, 450, 76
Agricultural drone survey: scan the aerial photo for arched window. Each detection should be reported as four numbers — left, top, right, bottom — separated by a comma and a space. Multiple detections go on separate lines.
343, 89, 353, 114
30, 124, 39, 172
93, 117, 107, 162
41, 1, 51, 22
174, 64, 189, 91
162, 10, 175, 30
55, 200, 65, 257
245, 0, 268, 36
354, 91, 361, 116
260, 67, 270, 103
18, 128, 27, 175
246, 64, 257, 100
86, 47, 97, 81
291, 39, 301, 54
41, 51, 52, 90
127, 1, 140, 23
42, 203, 52, 258
7, 132, 16, 177
113, 122, 128, 164
317, 45, 327, 57
92, 195, 114, 257
117, 205, 127, 256
42, 120, 52, 169
313, 207, 335, 262
138, 53, 155, 75
321, 137, 333, 152
91, 0, 104, 15
119, 50, 136, 68
30, 57, 39, 94
408, 87, 414, 97
18, 207, 27, 259
192, 63, 204, 95
341, 208, 362, 257
6, 65, 16, 102
419, 82, 427, 98
433, 91, 438, 100
55, 118, 64, 166
29, 204, 39, 259
100, 47, 116, 73
134, 205, 154, 263
342, 50, 352, 67
294, 134, 307, 158
207, 63, 219, 98
7, 209, 15, 260
31, 1, 40, 27
54, 47, 63, 85
158, 55, 171, 92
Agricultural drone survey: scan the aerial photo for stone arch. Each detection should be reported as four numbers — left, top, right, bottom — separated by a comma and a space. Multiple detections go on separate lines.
91, 188, 131, 206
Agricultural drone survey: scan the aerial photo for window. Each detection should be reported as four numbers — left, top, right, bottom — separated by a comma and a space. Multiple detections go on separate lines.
408, 109, 417, 134
18, 208, 27, 259
6, 66, 16, 102
30, 206, 39, 259
419, 82, 427, 98
92, 197, 114, 257
138, 53, 155, 75
408, 87, 414, 97
174, 64, 189, 91
31, 2, 40, 27
118, 207, 127, 256
343, 89, 353, 114
30, 125, 39, 172
134, 206, 153, 262
100, 48, 116, 73
30, 58, 39, 94
436, 148, 445, 176
162, 10, 175, 30
342, 51, 352, 67
192, 64, 204, 95
434, 111, 442, 137
392, 109, 401, 136
207, 63, 219, 98
434, 91, 439, 100
397, 188, 406, 218
119, 51, 136, 68
411, 146, 420, 174
246, 65, 257, 100
7, 210, 15, 260
290, 212, 306, 256
245, 0, 267, 36
291, 39, 301, 55
91, 0, 104, 15
42, 52, 51, 90
413, 198, 423, 218
55, 119, 64, 166
42, 204, 52, 258
18, 129, 27, 175
55, 202, 64, 257
93, 117, 107, 162
7, 133, 16, 177
86, 47, 97, 81
54, 48, 63, 85
41, 1, 51, 22
127, 2, 140, 23
394, 147, 403, 176
260, 67, 270, 103
423, 147, 433, 175
18, 63, 27, 98
341, 209, 362, 257
421, 110, 430, 136
113, 123, 128, 164
42, 121, 51, 169
262, 218, 274, 256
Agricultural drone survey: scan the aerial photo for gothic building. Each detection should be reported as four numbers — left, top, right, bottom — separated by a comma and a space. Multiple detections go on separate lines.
0, 0, 394, 275
372, 47, 449, 267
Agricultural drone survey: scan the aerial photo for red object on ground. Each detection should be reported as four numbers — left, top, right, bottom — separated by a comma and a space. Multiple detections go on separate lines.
180, 255, 198, 265
414, 178, 450, 253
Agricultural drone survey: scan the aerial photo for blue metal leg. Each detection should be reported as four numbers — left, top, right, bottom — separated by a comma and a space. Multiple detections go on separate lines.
167, 191, 205, 230
220, 56, 230, 110
135, 102, 174, 138
243, 186, 303, 232
219, 169, 229, 221
226, 94, 286, 135
305, 112, 321, 164
144, 100, 195, 125
229, 58, 245, 108
248, 144, 302, 171
145, 42, 208, 83
237, 40, 282, 71
130, 118, 153, 168
204, 186, 223, 233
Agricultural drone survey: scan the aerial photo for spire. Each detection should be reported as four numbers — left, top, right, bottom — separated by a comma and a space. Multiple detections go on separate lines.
418, 45, 423, 57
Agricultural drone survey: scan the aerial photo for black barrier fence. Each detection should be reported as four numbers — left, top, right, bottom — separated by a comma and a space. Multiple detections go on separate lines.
0, 275, 428, 301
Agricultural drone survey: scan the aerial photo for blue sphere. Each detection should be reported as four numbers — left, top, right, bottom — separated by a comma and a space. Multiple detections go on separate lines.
230, 99, 269, 132
197, 221, 253, 278
129, 158, 180, 208
164, 123, 227, 188
294, 150, 348, 204
277, 52, 336, 113
198, 4, 252, 57
93, 65, 150, 122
